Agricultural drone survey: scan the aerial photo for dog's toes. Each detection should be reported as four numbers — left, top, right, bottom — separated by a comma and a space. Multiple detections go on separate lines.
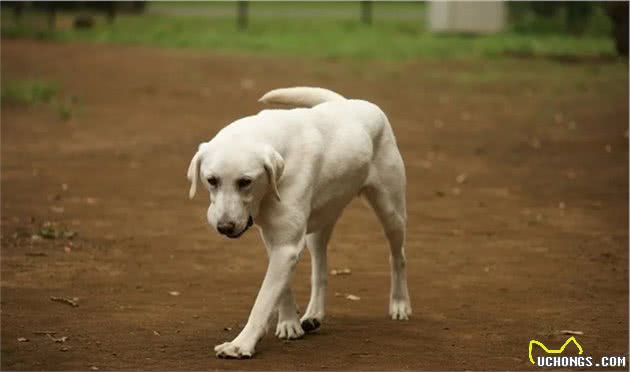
389, 298, 412, 320
214, 341, 255, 359
275, 320, 305, 340
300, 318, 321, 333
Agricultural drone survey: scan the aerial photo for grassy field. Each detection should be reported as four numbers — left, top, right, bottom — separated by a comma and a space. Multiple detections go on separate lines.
0, 1, 618, 60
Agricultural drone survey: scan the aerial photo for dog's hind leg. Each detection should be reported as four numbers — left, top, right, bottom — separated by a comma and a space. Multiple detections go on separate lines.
363, 155, 411, 320
300, 223, 335, 332
275, 286, 305, 339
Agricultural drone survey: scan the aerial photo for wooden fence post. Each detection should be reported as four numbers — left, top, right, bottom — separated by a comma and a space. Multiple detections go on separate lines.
237, 1, 249, 30
47, 2, 56, 30
361, 1, 372, 25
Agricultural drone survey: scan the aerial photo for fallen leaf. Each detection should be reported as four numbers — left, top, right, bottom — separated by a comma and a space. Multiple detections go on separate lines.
560, 330, 584, 335
17, 337, 29, 342
47, 334, 68, 343
50, 296, 79, 307
334, 292, 360, 301
331, 268, 352, 276
153, 330, 161, 336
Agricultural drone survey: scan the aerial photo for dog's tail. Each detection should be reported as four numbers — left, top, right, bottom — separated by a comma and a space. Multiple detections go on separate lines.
258, 87, 345, 108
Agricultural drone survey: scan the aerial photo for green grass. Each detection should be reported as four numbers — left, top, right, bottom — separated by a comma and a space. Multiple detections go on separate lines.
1, 79, 76, 121
1, 80, 58, 105
0, 6, 618, 61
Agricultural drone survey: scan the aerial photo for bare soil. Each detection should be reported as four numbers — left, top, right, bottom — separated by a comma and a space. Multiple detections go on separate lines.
1, 39, 628, 370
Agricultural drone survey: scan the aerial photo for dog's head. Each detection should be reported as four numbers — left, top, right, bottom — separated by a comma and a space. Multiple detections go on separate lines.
187, 139, 284, 238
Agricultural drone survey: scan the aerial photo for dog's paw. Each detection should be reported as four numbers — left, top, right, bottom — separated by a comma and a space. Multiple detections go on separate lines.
389, 298, 412, 320
275, 319, 305, 339
214, 341, 255, 359
300, 317, 321, 333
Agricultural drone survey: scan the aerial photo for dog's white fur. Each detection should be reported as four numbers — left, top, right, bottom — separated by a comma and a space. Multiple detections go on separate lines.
188, 87, 411, 358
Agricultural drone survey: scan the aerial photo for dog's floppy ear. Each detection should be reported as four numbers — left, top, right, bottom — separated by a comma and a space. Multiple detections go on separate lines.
187, 143, 207, 199
263, 145, 284, 201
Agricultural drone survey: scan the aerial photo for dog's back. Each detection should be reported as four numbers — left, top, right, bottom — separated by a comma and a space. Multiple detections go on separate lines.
258, 87, 394, 147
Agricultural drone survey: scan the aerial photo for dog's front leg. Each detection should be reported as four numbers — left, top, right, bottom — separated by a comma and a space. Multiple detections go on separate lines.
214, 242, 304, 358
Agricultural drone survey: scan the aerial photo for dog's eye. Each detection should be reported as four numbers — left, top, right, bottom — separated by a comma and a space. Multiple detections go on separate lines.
207, 177, 218, 187
237, 178, 252, 189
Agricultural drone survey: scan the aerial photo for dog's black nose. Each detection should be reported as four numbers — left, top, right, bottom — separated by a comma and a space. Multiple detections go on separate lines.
217, 222, 236, 235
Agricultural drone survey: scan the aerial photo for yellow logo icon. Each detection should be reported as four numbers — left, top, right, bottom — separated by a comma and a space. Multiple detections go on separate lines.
528, 336, 584, 364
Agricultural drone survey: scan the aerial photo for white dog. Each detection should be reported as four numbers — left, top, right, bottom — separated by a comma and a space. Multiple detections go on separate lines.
187, 87, 411, 358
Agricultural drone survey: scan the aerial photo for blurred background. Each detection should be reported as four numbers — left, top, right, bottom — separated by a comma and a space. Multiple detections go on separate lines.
1, 1, 628, 371
1, 1, 628, 59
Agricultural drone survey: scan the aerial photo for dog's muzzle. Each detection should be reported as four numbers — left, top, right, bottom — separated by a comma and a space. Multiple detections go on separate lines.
224, 216, 253, 239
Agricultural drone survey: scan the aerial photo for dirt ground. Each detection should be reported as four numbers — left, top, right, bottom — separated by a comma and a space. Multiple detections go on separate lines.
1, 39, 628, 371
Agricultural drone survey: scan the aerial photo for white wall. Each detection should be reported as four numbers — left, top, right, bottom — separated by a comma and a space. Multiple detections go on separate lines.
428, 1, 506, 34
